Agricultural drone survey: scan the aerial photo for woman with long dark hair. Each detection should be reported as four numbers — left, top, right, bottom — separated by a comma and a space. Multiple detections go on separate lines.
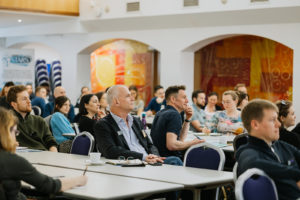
50, 96, 75, 152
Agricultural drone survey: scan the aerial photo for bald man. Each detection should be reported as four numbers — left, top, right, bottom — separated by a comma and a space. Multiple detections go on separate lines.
43, 86, 75, 122
95, 85, 182, 165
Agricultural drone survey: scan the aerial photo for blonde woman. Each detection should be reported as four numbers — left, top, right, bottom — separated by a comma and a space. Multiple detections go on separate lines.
0, 107, 87, 200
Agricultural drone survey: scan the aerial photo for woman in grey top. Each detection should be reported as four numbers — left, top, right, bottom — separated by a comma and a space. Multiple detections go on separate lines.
0, 107, 87, 200
129, 85, 144, 116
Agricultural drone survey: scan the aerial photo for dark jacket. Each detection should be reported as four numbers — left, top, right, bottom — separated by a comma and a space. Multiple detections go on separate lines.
94, 113, 159, 160
0, 151, 61, 200
236, 136, 300, 200
14, 111, 57, 150
279, 127, 300, 149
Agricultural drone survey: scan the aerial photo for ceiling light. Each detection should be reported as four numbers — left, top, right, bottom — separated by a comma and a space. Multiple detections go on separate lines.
17, 19, 22, 23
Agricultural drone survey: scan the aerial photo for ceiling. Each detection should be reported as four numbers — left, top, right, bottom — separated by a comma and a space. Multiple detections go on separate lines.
0, 10, 77, 29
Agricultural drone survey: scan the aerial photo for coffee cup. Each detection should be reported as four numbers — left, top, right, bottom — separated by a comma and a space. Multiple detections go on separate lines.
89, 152, 101, 163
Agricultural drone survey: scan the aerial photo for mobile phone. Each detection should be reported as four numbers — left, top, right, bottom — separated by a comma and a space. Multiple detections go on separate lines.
148, 162, 163, 166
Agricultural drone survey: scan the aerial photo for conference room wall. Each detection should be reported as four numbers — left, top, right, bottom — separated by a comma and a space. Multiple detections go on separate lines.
5, 23, 300, 124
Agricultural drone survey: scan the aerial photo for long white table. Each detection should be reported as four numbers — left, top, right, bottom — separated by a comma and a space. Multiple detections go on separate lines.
18, 151, 233, 189
28, 164, 183, 200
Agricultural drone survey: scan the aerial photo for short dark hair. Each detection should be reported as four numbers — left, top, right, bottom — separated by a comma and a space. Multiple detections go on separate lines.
79, 94, 95, 115
4, 81, 14, 87
129, 85, 139, 100
242, 99, 278, 133
54, 96, 70, 113
7, 85, 27, 105
165, 85, 186, 102
192, 90, 205, 100
154, 85, 163, 93
207, 92, 218, 98
275, 100, 292, 126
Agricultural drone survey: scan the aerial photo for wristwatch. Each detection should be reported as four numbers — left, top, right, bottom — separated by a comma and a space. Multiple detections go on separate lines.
184, 119, 191, 123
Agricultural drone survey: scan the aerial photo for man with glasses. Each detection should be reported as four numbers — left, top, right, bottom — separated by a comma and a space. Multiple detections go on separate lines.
95, 85, 181, 165
7, 85, 58, 152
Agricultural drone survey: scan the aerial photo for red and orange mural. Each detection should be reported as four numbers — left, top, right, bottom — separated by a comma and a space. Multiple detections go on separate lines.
90, 40, 154, 103
196, 35, 293, 101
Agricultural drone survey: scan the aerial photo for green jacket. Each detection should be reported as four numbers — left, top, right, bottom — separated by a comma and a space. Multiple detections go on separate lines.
14, 111, 57, 150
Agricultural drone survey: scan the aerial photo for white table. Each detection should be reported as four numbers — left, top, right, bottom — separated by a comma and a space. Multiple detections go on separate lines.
29, 164, 183, 200
18, 151, 233, 189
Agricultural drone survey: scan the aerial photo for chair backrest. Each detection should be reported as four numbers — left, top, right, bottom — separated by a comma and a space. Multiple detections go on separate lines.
233, 133, 249, 153
233, 162, 238, 183
31, 106, 42, 116
183, 143, 225, 171
235, 168, 278, 200
70, 131, 94, 155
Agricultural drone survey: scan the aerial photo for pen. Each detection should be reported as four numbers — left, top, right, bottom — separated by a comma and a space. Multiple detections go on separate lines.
195, 135, 202, 140
83, 166, 88, 175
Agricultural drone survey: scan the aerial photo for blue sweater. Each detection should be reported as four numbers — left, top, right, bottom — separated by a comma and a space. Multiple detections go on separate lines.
144, 97, 166, 113
50, 112, 74, 144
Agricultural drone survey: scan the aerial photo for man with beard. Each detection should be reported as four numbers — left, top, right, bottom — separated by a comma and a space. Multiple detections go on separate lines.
190, 89, 207, 132
7, 85, 57, 151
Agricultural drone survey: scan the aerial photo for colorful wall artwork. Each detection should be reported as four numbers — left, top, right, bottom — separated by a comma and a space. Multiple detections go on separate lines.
196, 35, 293, 102
90, 40, 153, 104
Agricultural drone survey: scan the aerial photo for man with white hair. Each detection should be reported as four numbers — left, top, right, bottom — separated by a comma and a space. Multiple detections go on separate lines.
43, 86, 75, 122
94, 85, 182, 165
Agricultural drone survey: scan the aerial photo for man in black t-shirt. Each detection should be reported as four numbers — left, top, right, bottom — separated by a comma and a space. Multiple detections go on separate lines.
150, 85, 204, 160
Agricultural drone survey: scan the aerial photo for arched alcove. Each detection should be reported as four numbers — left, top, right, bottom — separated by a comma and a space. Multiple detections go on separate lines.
77, 38, 160, 104
192, 35, 293, 101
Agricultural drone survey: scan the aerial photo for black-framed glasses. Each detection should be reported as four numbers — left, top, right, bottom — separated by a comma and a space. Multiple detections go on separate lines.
118, 156, 134, 163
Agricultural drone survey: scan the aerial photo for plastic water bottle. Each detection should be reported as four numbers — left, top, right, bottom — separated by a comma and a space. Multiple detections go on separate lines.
141, 112, 147, 130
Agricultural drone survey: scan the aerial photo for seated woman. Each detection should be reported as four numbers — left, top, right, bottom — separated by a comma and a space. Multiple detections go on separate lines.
129, 85, 144, 116
236, 91, 249, 111
210, 90, 244, 134
204, 92, 220, 121
79, 94, 99, 137
276, 100, 300, 149
50, 96, 75, 153
95, 92, 109, 119
0, 107, 87, 200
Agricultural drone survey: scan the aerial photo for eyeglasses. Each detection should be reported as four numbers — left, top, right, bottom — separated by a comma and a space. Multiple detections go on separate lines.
10, 127, 20, 137
118, 156, 134, 164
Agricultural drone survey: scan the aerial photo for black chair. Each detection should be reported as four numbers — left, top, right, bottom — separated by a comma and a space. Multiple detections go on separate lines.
70, 131, 94, 155
0, 182, 6, 200
183, 143, 225, 200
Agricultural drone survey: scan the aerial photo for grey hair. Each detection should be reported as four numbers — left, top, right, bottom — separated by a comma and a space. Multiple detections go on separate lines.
106, 85, 127, 106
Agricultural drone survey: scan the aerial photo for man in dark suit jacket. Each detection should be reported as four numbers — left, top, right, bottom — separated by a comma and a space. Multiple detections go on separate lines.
94, 85, 176, 164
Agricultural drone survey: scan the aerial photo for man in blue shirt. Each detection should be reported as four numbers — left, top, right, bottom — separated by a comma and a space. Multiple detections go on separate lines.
151, 85, 204, 160
190, 89, 207, 132
144, 85, 166, 116
31, 86, 47, 116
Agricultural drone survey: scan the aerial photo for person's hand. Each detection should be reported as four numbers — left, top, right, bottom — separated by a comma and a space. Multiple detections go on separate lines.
146, 110, 153, 117
156, 97, 164, 104
191, 138, 205, 146
78, 175, 88, 186
145, 154, 165, 164
49, 146, 58, 152
184, 105, 193, 120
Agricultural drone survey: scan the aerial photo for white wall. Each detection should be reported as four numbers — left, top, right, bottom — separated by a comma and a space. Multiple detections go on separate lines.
5, 23, 300, 122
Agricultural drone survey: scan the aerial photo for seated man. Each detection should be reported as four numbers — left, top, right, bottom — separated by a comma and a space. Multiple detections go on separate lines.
95, 85, 181, 165
236, 99, 300, 200
7, 85, 58, 152
43, 86, 75, 122
144, 85, 166, 116
150, 85, 204, 160
190, 89, 207, 132
31, 86, 47, 116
